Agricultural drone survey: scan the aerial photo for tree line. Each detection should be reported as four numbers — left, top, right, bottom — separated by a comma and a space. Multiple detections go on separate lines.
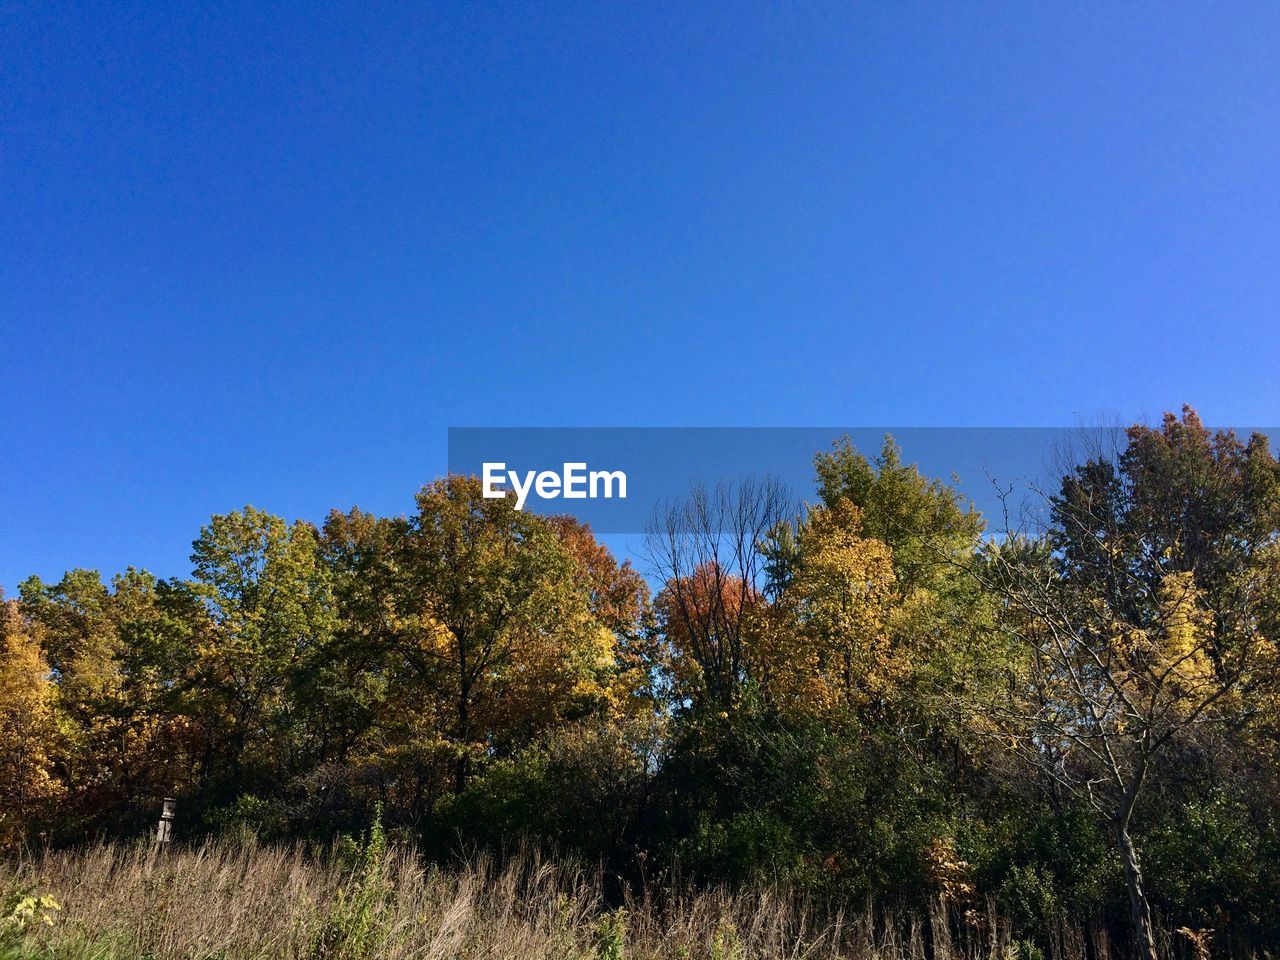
2, 407, 1278, 957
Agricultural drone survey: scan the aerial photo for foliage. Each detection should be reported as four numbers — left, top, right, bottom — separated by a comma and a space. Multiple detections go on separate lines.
1, 408, 1278, 956
2, 889, 61, 940
594, 908, 627, 960
309, 806, 393, 960
0, 603, 62, 847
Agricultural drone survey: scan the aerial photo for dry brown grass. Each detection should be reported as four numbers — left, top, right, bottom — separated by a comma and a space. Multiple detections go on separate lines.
0, 840, 1108, 960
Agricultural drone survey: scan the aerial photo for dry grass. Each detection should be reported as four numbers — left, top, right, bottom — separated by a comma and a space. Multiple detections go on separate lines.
0, 840, 1109, 960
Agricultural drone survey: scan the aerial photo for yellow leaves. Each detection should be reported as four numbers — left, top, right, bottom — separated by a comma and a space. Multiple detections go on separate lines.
923, 836, 975, 903
1083, 571, 1229, 729
412, 614, 457, 659
3, 893, 61, 933
587, 623, 619, 673
404, 608, 602, 734
0, 603, 64, 847
755, 499, 899, 719
1105, 573, 1218, 712
1156, 573, 1214, 680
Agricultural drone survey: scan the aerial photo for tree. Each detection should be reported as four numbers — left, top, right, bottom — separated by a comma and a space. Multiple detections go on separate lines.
753, 498, 897, 719
654, 561, 757, 710
814, 435, 983, 595
976, 409, 1280, 960
318, 507, 399, 765
809, 435, 993, 729
395, 476, 614, 793
0, 599, 62, 847
18, 569, 121, 721
547, 516, 649, 639
801, 436, 997, 791
547, 516, 657, 719
18, 569, 149, 836
185, 506, 339, 791
646, 478, 794, 710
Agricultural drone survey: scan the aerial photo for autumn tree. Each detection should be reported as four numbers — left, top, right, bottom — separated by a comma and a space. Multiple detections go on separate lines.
647, 478, 794, 710
810, 438, 989, 701
394, 476, 620, 794
802, 437, 994, 759
14, 568, 204, 837
754, 498, 897, 719
548, 515, 656, 718
19, 569, 136, 834
977, 409, 1280, 960
19, 569, 122, 721
0, 599, 62, 847
743, 438, 1001, 902
814, 435, 983, 595
4, 423, 1277, 948
654, 561, 756, 710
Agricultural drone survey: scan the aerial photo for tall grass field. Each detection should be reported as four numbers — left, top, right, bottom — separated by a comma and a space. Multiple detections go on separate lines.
2, 835, 1191, 960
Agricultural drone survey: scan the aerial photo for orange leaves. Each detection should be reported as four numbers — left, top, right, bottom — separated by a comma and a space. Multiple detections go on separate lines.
655, 561, 757, 706
653, 497, 903, 721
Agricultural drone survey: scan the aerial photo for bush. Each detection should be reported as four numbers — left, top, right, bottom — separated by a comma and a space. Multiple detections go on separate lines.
309, 806, 393, 960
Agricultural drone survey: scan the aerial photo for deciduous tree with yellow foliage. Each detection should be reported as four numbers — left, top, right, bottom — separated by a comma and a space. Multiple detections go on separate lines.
977, 408, 1280, 960
0, 599, 62, 847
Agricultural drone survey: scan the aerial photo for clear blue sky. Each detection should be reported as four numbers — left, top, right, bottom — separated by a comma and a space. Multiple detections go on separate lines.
3, 2, 1279, 589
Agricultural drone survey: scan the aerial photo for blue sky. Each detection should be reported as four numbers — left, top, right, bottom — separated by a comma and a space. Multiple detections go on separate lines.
3, 2, 1279, 588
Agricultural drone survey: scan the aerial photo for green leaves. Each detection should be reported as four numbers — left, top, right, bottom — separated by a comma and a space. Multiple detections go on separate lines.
4, 417, 1280, 952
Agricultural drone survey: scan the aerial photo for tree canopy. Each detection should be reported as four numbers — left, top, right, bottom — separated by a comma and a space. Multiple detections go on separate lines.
2, 409, 1278, 957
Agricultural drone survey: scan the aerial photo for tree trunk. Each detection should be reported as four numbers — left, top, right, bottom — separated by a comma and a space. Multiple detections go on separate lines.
454, 691, 470, 794
1116, 825, 1159, 960
455, 628, 470, 795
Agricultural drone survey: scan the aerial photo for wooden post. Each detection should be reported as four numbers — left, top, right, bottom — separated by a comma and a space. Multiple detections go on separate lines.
156, 797, 176, 844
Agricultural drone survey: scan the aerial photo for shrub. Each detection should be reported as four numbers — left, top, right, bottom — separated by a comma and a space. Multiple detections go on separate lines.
309, 806, 392, 960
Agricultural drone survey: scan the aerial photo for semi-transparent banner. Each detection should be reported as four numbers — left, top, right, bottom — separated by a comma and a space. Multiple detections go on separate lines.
447, 426, 1279, 534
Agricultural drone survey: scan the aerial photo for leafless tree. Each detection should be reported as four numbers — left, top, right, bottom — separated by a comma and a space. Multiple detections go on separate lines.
644, 477, 796, 708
